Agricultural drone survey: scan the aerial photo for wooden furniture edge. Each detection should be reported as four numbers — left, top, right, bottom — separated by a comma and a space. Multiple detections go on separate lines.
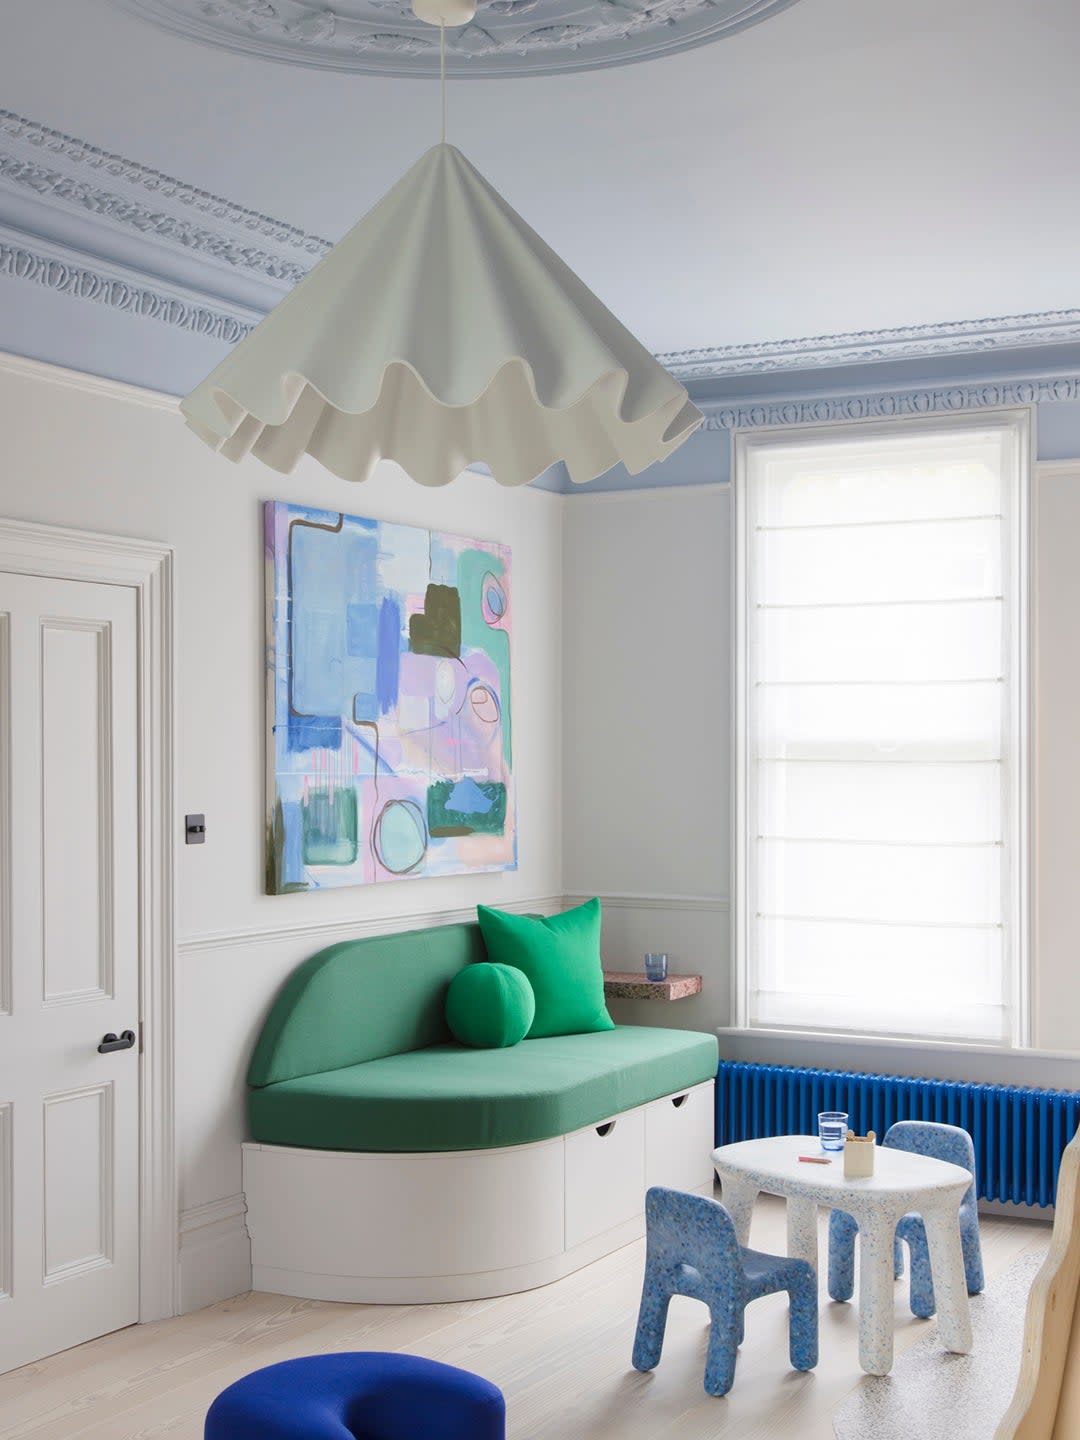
994, 1122, 1080, 1438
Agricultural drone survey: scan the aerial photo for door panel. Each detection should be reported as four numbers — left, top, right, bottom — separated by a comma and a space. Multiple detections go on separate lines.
41, 621, 112, 1003
43, 1083, 113, 1281
0, 573, 140, 1375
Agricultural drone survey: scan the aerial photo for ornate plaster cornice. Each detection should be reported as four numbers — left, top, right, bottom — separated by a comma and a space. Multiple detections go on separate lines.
0, 237, 255, 344
660, 310, 1080, 381
0, 111, 331, 273
700, 374, 1080, 431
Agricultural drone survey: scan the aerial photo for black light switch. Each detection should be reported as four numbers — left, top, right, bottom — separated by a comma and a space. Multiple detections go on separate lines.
185, 814, 206, 845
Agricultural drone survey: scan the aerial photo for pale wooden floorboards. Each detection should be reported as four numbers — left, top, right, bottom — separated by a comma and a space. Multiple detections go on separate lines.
0, 1197, 1049, 1440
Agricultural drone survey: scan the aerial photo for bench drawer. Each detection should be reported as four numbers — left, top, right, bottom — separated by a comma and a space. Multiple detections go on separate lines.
244, 1138, 566, 1280
564, 1108, 645, 1250
645, 1081, 715, 1193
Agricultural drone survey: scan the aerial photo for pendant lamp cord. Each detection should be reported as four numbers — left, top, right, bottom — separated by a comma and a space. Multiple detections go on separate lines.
440, 21, 446, 144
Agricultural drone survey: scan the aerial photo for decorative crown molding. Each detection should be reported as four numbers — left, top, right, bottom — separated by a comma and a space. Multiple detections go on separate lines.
701, 374, 1080, 432
114, 0, 804, 79
0, 109, 329, 327
659, 310, 1080, 381
0, 111, 330, 270
0, 236, 255, 344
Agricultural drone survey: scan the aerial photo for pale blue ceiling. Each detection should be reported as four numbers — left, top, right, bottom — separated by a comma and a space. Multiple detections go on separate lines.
3, 0, 1078, 359
1, 0, 1079, 491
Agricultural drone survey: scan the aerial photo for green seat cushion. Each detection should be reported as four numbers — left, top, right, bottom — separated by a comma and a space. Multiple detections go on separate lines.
445, 962, 536, 1049
248, 1025, 719, 1153
476, 898, 613, 1039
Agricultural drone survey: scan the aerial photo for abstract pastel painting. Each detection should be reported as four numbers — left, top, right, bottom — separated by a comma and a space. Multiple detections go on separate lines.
265, 500, 514, 893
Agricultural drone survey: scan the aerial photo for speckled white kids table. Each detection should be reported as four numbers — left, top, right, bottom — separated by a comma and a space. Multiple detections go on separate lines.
711, 1135, 974, 1376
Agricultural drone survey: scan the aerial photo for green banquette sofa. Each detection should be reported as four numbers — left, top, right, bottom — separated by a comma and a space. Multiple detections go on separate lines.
243, 920, 719, 1303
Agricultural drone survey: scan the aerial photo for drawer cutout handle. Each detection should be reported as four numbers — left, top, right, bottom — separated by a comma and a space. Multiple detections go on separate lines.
595, 1121, 616, 1138
671, 1094, 689, 1109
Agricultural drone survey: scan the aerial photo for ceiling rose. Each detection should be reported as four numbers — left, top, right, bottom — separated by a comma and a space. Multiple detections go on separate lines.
115, 0, 803, 77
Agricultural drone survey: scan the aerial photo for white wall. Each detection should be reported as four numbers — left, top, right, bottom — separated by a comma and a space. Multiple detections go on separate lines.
562, 460, 1080, 1064
562, 486, 730, 1033
1034, 462, 1080, 1053
0, 354, 564, 1306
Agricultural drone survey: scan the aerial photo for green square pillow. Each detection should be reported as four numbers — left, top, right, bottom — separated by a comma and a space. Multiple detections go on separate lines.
476, 897, 614, 1039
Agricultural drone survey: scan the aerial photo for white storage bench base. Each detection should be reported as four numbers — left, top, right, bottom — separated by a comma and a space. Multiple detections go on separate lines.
243, 1078, 715, 1303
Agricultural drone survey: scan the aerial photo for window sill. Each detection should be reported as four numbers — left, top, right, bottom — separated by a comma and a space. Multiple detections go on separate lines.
714, 1026, 1080, 1088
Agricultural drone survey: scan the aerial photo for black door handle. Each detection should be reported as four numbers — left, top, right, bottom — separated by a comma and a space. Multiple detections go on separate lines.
98, 1029, 136, 1054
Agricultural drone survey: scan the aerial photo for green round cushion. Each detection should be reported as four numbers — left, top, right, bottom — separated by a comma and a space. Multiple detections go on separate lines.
445, 962, 536, 1049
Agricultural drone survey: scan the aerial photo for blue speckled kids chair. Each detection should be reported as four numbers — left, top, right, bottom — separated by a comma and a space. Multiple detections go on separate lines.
828, 1120, 985, 1319
632, 1185, 818, 1397
204, 1353, 506, 1439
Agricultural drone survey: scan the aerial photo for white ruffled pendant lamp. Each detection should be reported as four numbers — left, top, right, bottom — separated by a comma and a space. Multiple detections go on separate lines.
181, 1, 703, 488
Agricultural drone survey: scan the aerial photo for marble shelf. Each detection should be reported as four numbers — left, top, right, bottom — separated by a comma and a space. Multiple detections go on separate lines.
602, 971, 703, 1001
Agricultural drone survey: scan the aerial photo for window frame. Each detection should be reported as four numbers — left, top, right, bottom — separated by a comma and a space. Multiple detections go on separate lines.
732, 408, 1032, 1047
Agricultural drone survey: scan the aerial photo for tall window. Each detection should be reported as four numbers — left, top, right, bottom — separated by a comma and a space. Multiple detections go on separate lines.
735, 414, 1028, 1045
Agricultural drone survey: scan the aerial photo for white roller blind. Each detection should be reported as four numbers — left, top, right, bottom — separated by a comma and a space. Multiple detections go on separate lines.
736, 420, 1026, 1044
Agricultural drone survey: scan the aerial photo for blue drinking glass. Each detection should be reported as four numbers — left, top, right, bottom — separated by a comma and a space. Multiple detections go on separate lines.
644, 953, 668, 982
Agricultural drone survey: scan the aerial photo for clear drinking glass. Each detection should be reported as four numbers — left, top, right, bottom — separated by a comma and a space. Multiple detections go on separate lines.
818, 1110, 849, 1152
644, 952, 669, 982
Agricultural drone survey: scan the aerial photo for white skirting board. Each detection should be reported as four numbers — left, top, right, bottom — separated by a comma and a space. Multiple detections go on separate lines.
177, 1193, 252, 1314
243, 1079, 715, 1304
979, 1197, 1055, 1222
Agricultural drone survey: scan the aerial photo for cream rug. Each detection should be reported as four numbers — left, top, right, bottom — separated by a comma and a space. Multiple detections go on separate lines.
832, 1245, 1047, 1440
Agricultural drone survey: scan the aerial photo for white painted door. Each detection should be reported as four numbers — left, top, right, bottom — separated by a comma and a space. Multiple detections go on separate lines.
0, 573, 140, 1375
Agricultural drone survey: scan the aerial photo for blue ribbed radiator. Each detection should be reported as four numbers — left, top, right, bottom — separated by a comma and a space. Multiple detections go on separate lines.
715, 1060, 1080, 1207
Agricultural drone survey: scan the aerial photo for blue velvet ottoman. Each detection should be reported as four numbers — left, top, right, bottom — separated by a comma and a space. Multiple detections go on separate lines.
204, 1352, 506, 1439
